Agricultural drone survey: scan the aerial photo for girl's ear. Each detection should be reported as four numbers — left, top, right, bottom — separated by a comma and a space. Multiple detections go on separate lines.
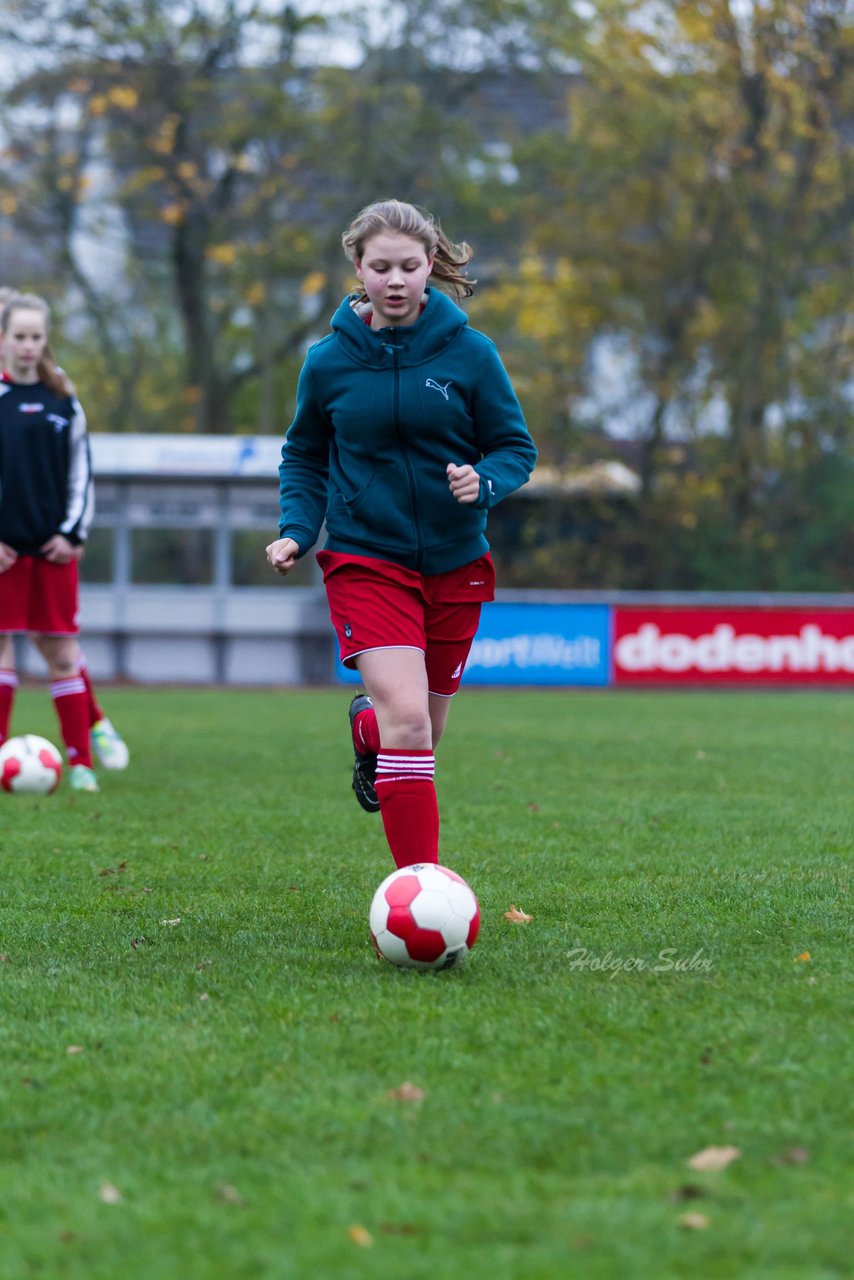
354, 259, 363, 281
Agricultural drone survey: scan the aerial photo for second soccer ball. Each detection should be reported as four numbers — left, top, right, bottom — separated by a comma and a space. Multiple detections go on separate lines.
0, 734, 64, 794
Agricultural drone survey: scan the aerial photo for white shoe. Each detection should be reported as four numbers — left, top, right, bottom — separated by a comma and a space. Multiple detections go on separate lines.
69, 764, 99, 792
91, 718, 129, 770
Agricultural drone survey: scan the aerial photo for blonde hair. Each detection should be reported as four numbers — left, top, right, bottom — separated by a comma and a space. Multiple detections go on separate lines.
342, 199, 476, 302
0, 292, 73, 398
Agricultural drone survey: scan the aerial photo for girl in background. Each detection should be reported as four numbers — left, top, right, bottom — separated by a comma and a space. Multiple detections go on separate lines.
267, 199, 535, 867
0, 291, 129, 791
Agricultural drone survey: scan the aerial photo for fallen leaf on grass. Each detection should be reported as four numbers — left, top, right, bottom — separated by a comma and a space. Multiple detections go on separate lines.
66, 1045, 84, 1055
99, 861, 128, 877
386, 1081, 424, 1102
217, 1182, 244, 1204
504, 905, 533, 924
0, 954, 9, 963
380, 1222, 420, 1236
162, 918, 182, 926
526, 802, 540, 812
793, 952, 811, 963
678, 1212, 710, 1230
347, 1225, 373, 1247
198, 992, 210, 1001
669, 1185, 707, 1202
773, 1146, 810, 1166
687, 1145, 741, 1172
99, 1183, 122, 1204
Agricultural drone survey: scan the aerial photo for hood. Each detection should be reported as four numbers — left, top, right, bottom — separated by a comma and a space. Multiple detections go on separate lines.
328, 287, 470, 368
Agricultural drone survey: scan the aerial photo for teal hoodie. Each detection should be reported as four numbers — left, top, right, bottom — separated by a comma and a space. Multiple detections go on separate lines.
278, 288, 537, 575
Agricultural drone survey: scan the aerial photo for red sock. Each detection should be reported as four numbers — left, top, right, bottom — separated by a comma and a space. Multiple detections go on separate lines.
353, 705, 380, 755
375, 749, 439, 868
50, 676, 93, 767
0, 669, 17, 746
79, 655, 104, 727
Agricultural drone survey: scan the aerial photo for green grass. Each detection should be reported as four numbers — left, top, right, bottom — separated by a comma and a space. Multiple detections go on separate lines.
0, 687, 851, 1279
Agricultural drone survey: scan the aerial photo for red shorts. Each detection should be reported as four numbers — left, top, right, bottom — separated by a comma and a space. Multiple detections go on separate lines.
316, 551, 495, 696
0, 555, 80, 635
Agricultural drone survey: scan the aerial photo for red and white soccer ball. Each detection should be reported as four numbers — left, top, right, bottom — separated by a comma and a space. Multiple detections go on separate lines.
0, 734, 64, 795
370, 863, 481, 970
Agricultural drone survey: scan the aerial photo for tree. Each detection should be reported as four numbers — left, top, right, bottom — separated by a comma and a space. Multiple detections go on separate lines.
478, 0, 854, 587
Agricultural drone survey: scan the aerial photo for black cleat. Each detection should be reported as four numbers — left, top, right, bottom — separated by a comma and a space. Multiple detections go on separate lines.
349, 693, 380, 813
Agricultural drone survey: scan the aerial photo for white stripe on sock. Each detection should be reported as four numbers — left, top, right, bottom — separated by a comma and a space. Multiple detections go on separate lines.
375, 752, 435, 786
50, 678, 87, 698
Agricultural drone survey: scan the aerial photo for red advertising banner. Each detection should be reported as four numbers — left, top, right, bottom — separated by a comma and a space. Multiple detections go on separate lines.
613, 608, 854, 685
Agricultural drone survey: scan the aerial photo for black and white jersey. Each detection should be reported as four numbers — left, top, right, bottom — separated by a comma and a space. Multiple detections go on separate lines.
0, 376, 94, 554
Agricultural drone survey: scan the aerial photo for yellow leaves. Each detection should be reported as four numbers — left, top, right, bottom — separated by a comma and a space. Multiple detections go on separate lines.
485, 254, 579, 346
127, 167, 166, 194
88, 94, 108, 117
504, 905, 533, 924
1, 195, 17, 216
176, 161, 198, 182
149, 115, 180, 156
675, 5, 714, 47
244, 282, 266, 308
300, 271, 326, 297
687, 1145, 741, 1172
160, 203, 186, 226
348, 1225, 373, 1247
207, 243, 238, 267
108, 85, 139, 111
793, 951, 811, 963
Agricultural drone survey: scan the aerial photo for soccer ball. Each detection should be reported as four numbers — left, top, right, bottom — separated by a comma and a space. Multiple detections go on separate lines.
370, 863, 480, 970
0, 735, 64, 794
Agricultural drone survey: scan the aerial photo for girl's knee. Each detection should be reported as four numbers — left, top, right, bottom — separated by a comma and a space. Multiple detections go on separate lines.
380, 698, 432, 748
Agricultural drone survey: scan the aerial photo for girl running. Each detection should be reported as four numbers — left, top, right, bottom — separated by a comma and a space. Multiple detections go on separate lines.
267, 199, 536, 867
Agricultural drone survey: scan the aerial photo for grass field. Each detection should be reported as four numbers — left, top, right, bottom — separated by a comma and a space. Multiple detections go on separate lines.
0, 686, 851, 1279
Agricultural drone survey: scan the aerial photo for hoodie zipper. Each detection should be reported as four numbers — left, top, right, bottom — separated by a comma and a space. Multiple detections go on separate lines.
386, 335, 424, 570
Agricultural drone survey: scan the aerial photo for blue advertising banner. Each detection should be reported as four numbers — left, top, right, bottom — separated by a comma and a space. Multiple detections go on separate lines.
335, 602, 612, 686
463, 602, 611, 685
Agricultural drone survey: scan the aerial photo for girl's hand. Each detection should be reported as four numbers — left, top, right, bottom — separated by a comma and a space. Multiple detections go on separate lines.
0, 542, 18, 573
447, 462, 481, 505
41, 534, 80, 564
266, 537, 300, 575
